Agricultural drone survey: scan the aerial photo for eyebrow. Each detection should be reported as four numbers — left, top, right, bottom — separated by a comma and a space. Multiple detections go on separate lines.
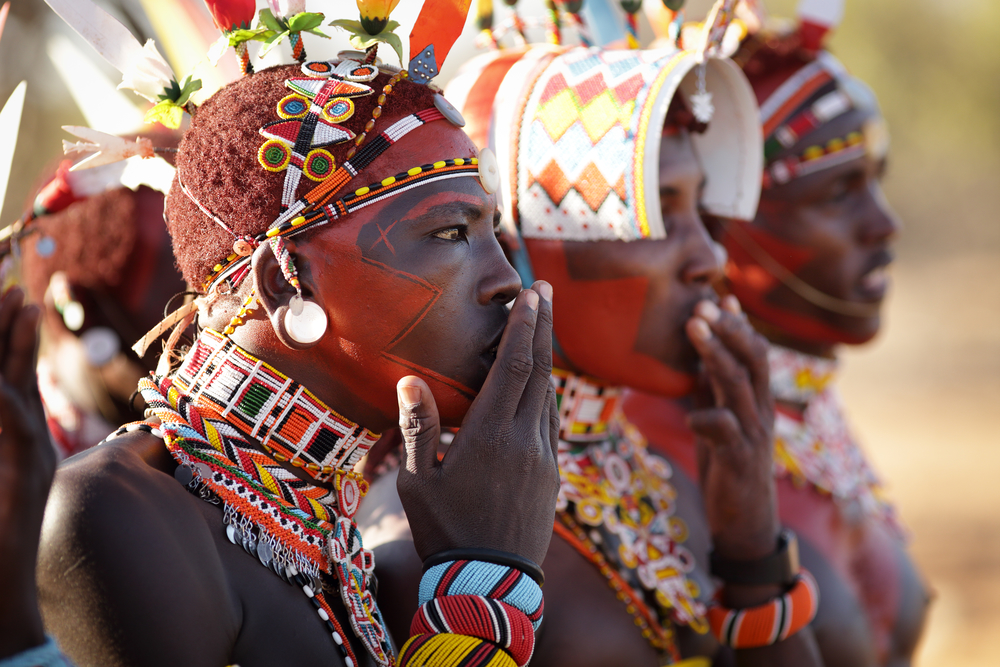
406, 201, 488, 226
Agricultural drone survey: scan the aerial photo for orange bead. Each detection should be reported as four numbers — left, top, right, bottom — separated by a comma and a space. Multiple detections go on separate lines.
372, 106, 382, 119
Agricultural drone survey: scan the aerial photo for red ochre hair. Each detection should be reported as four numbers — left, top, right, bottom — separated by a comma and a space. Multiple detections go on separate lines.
166, 63, 438, 290
733, 29, 818, 110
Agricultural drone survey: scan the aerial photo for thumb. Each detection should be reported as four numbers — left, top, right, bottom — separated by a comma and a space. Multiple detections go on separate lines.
397, 376, 441, 474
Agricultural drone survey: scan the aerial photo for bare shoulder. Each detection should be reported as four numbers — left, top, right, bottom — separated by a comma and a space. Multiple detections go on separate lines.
38, 432, 239, 667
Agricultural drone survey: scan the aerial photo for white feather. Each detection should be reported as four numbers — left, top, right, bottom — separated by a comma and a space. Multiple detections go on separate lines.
0, 81, 26, 218
797, 0, 845, 30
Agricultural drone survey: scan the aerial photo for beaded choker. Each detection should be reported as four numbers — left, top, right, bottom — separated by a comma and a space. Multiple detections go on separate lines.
125, 330, 393, 665
769, 345, 904, 537
553, 371, 707, 659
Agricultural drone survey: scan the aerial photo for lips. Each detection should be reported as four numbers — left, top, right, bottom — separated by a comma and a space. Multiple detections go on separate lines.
856, 249, 894, 301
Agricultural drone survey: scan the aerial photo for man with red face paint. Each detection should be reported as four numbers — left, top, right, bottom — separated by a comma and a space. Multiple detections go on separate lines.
360, 29, 823, 664
19, 11, 563, 663
624, 5, 931, 666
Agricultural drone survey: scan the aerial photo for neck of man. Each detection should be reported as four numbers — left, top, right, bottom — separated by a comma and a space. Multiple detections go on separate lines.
746, 313, 840, 360
170, 329, 381, 492
228, 318, 395, 433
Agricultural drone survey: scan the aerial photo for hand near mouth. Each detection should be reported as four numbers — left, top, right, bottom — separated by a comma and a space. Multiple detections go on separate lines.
686, 295, 779, 565
396, 280, 560, 568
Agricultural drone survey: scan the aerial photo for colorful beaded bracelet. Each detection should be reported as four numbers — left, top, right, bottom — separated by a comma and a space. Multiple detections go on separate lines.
419, 559, 544, 629
706, 569, 819, 649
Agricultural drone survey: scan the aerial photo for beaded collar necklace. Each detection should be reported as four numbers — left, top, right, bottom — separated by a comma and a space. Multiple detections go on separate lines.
552, 369, 707, 659
769, 345, 905, 537
121, 330, 394, 666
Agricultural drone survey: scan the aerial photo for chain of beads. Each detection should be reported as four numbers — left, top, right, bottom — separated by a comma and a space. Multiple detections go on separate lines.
222, 287, 260, 336
553, 512, 680, 660
345, 70, 408, 161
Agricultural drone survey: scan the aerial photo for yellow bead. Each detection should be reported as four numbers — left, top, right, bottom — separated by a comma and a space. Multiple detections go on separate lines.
292, 216, 306, 226
265, 227, 280, 238
470, 158, 478, 165
213, 264, 223, 272
356, 186, 370, 196
454, 158, 464, 165
408, 166, 422, 176
433, 161, 446, 169
381, 176, 396, 187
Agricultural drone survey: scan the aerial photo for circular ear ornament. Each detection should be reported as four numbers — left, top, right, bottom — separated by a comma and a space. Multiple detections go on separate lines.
433, 93, 466, 127
277, 93, 310, 119
477, 148, 500, 194
284, 294, 327, 345
303, 149, 336, 181
259, 140, 292, 172
80, 326, 120, 367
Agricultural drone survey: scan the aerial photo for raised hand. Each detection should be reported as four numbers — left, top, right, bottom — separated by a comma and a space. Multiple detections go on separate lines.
396, 281, 560, 566
686, 295, 778, 562
0, 287, 54, 659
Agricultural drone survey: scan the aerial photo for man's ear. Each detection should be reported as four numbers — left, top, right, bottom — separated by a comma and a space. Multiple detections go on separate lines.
251, 240, 326, 350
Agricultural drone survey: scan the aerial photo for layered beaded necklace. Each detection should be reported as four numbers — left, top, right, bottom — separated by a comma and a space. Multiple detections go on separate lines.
551, 369, 707, 663
769, 345, 904, 537
121, 329, 394, 666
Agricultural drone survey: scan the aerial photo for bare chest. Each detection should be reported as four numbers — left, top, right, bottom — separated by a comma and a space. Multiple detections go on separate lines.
192, 499, 383, 667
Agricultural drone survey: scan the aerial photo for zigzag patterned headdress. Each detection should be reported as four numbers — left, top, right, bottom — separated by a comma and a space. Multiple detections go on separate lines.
448, 40, 762, 243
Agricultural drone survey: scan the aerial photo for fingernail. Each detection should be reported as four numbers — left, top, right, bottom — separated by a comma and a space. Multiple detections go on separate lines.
690, 318, 712, 341
697, 300, 721, 323
536, 282, 553, 302
398, 384, 421, 407
525, 290, 539, 311
722, 294, 741, 315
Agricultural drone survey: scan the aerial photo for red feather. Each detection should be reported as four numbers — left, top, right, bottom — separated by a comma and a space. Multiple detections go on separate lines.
203, 0, 256, 32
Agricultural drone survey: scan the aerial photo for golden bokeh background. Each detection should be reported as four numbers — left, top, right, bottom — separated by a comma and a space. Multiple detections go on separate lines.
2, 0, 998, 663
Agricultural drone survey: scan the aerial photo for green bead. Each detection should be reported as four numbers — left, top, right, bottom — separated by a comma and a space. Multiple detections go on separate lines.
620, 0, 642, 14
663, 0, 685, 10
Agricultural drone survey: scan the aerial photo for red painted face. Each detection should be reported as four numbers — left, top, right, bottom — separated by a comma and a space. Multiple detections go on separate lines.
721, 107, 900, 348
297, 122, 521, 428
523, 131, 721, 397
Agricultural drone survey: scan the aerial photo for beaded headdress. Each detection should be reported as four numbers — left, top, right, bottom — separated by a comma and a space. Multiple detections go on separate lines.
43, 0, 494, 360
448, 1, 762, 243
733, 0, 889, 189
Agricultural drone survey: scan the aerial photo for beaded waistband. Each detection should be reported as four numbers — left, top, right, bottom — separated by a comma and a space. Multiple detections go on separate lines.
174, 329, 380, 483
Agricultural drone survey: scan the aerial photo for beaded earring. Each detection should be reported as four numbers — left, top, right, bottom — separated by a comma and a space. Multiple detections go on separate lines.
222, 287, 260, 336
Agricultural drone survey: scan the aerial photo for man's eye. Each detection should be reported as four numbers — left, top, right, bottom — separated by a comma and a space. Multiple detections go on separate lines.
433, 228, 462, 241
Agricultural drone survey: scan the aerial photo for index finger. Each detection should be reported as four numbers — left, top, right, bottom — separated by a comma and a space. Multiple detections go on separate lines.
471, 288, 539, 424
697, 299, 771, 414
516, 281, 553, 421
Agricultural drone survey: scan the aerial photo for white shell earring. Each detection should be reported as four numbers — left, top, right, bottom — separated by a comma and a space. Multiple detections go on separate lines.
284, 293, 327, 345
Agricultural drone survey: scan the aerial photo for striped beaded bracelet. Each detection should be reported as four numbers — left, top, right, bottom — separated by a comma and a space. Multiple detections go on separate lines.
410, 594, 536, 666
419, 559, 544, 629
706, 569, 819, 649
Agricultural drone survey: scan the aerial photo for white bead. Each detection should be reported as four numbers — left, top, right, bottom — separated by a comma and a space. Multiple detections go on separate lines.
332, 632, 343, 645
318, 608, 329, 621
151, 428, 163, 438
303, 585, 314, 597
345, 658, 354, 667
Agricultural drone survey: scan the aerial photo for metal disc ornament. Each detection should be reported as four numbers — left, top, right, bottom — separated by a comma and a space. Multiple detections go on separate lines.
433, 93, 466, 127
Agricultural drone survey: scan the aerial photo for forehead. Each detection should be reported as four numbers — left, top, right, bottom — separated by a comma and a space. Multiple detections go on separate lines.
658, 131, 703, 183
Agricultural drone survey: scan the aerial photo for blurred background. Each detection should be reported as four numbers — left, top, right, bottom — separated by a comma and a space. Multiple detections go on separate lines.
1, 0, 997, 663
